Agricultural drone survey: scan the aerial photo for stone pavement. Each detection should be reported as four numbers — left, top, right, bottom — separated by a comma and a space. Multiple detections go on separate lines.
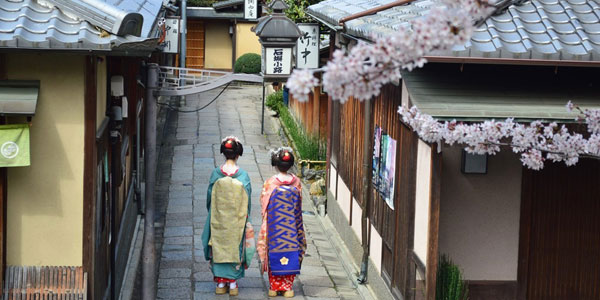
155, 85, 372, 300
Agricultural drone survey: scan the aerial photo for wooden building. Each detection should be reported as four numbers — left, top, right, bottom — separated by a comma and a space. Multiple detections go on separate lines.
307, 0, 600, 299
186, 0, 262, 70
0, 0, 168, 299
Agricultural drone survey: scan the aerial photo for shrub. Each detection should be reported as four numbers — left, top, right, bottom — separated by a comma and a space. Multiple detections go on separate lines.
234, 53, 261, 74
436, 255, 469, 300
266, 90, 284, 111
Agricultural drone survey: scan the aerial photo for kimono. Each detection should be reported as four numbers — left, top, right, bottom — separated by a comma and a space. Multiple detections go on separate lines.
201, 166, 252, 281
258, 174, 306, 291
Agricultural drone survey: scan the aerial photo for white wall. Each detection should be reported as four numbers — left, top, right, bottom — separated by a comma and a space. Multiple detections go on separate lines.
338, 177, 351, 222
329, 165, 338, 198
352, 198, 362, 243
370, 223, 383, 274
414, 140, 432, 266
439, 146, 521, 281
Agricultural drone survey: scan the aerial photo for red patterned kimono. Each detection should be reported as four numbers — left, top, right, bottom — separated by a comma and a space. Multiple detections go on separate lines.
258, 174, 306, 291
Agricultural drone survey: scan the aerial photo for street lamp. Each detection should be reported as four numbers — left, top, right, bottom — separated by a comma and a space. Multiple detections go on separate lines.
253, 0, 302, 80
253, 0, 302, 133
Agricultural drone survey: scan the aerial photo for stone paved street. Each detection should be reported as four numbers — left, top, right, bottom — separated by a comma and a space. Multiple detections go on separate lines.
155, 85, 372, 300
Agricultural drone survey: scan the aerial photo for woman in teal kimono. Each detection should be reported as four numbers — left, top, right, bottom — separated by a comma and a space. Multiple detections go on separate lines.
201, 136, 252, 296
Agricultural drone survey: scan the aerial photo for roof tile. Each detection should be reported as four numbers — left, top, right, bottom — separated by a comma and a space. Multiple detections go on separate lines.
307, 0, 600, 61
0, 0, 158, 51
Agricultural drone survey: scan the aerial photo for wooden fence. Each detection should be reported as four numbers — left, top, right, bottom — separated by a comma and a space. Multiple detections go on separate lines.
288, 82, 329, 143
3, 266, 87, 300
329, 82, 420, 299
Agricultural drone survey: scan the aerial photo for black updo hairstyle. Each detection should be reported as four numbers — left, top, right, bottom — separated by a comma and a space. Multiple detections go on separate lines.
220, 137, 243, 160
271, 148, 294, 172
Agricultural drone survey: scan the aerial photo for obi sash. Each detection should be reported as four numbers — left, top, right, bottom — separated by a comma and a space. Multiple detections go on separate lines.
209, 176, 249, 263
267, 185, 302, 275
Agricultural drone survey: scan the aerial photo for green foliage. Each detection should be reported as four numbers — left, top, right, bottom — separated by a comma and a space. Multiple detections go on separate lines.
268, 90, 326, 161
283, 0, 322, 23
234, 53, 262, 74
436, 255, 469, 300
266, 90, 284, 110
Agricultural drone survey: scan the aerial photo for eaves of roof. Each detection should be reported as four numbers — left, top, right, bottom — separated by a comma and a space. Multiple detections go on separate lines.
0, 0, 163, 53
307, 0, 600, 62
187, 7, 245, 20
401, 63, 600, 122
213, 0, 244, 10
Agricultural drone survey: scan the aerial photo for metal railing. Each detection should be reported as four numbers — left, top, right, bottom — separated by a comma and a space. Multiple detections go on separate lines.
156, 66, 263, 96
158, 66, 229, 91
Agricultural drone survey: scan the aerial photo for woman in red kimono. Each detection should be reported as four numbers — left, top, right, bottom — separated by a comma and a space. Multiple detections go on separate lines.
258, 147, 306, 298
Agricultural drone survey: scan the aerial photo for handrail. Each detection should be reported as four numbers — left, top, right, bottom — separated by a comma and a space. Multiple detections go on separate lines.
156, 66, 263, 96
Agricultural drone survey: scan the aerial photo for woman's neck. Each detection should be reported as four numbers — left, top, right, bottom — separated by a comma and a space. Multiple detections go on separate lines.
276, 172, 293, 182
222, 159, 238, 175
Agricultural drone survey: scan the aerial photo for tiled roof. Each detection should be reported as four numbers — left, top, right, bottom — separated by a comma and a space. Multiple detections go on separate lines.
212, 0, 244, 10
307, 0, 600, 61
44, 0, 163, 37
187, 7, 244, 19
0, 0, 162, 51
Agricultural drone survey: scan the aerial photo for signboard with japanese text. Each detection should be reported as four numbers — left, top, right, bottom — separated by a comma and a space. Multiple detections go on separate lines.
160, 18, 180, 53
296, 24, 319, 69
244, 0, 258, 20
265, 47, 292, 75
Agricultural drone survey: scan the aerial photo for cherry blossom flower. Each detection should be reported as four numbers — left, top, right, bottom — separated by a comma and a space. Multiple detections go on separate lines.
285, 0, 600, 170
398, 104, 600, 170
286, 69, 319, 102
287, 0, 495, 102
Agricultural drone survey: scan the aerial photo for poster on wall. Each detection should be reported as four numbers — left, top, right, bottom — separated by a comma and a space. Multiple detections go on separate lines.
372, 126, 382, 188
383, 137, 397, 209
379, 133, 389, 195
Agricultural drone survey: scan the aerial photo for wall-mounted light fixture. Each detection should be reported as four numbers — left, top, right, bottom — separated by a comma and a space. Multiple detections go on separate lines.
461, 150, 488, 174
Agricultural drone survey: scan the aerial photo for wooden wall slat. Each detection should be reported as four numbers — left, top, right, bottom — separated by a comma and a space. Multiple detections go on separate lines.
520, 160, 600, 300
2, 266, 85, 299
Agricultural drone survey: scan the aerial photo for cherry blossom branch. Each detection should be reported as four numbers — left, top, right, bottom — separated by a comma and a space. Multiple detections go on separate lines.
397, 102, 600, 170
286, 0, 497, 102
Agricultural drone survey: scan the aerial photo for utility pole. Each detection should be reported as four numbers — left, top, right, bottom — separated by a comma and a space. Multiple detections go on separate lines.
180, 0, 187, 69
179, 0, 187, 106
142, 63, 159, 300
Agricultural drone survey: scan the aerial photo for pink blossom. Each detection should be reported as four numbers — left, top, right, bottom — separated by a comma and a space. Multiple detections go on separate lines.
398, 104, 600, 170
286, 69, 319, 102
288, 0, 495, 102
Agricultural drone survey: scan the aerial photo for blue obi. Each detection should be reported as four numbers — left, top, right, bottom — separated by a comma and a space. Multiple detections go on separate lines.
267, 185, 302, 275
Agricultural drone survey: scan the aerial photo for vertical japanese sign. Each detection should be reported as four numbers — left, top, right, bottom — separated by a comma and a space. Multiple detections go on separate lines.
296, 24, 319, 69
266, 48, 292, 75
160, 18, 180, 53
245, 0, 258, 20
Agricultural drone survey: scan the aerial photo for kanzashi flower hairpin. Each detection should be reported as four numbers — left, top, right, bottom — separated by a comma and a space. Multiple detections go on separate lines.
221, 136, 241, 144
269, 146, 293, 157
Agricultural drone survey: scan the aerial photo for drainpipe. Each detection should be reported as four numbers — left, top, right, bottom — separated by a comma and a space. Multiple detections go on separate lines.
142, 63, 159, 300
357, 99, 373, 283
232, 19, 238, 70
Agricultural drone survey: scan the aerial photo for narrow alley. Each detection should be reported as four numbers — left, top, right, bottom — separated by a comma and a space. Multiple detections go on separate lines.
151, 85, 371, 300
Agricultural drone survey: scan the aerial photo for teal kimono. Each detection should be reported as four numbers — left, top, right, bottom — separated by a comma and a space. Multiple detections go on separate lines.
201, 167, 252, 280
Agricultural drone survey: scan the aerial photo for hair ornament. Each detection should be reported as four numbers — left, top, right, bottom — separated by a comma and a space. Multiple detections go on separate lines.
282, 151, 291, 161
225, 140, 234, 149
221, 136, 241, 144
269, 146, 293, 157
